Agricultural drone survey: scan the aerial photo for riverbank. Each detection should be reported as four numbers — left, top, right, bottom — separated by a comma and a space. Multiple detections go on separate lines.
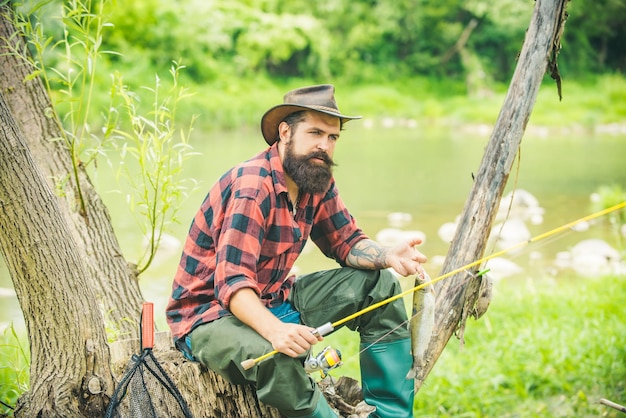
178, 73, 626, 134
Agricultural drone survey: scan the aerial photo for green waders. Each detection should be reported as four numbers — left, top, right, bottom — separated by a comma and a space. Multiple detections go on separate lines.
188, 267, 413, 417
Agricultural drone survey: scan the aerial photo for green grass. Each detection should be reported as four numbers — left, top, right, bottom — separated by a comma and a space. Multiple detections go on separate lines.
0, 324, 29, 416
323, 274, 626, 417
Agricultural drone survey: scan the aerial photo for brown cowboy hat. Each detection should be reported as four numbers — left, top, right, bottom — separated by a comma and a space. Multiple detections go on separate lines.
261, 84, 361, 145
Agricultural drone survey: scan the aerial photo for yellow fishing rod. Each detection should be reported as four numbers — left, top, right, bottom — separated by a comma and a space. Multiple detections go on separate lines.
241, 201, 626, 370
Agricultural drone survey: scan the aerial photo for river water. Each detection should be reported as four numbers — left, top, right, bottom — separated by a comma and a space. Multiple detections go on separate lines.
1, 124, 625, 330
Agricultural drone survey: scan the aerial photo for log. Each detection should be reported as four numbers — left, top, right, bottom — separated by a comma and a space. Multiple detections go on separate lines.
109, 333, 281, 417
109, 333, 368, 417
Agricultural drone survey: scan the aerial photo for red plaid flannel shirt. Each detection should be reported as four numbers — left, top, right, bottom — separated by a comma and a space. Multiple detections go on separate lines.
166, 143, 367, 342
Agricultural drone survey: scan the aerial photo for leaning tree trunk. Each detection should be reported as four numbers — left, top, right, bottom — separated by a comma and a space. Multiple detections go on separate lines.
413, 0, 570, 391
0, 4, 143, 337
0, 91, 113, 417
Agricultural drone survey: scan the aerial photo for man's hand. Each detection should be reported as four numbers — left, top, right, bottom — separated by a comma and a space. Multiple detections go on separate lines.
229, 288, 322, 358
347, 238, 427, 277
385, 237, 428, 276
266, 322, 322, 357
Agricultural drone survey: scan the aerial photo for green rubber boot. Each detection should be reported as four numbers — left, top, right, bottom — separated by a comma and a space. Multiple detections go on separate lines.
360, 339, 415, 418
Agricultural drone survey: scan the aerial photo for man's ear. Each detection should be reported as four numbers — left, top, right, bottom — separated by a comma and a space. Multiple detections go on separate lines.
278, 121, 290, 144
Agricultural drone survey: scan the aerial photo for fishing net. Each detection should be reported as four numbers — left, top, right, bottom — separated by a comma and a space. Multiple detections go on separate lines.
105, 302, 193, 418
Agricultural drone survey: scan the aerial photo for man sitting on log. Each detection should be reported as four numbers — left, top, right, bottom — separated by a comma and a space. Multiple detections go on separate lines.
166, 84, 427, 418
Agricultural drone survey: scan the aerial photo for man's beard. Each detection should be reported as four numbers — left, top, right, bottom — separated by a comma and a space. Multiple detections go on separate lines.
283, 143, 336, 194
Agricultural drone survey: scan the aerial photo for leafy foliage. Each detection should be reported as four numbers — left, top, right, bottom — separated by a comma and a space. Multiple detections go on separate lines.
109, 62, 199, 273
14, 0, 626, 126
95, 0, 626, 83
12, 0, 199, 273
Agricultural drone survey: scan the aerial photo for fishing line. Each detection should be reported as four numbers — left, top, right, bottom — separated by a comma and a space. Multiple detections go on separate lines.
241, 201, 626, 370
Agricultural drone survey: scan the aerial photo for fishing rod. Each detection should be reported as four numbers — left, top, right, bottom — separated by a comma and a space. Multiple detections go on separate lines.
241, 201, 626, 370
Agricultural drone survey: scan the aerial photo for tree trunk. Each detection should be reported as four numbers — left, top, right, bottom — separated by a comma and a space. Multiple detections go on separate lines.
0, 4, 285, 416
413, 0, 570, 391
0, 4, 143, 338
0, 91, 113, 417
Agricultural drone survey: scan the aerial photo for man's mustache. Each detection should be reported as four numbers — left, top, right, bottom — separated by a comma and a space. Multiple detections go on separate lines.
306, 151, 336, 167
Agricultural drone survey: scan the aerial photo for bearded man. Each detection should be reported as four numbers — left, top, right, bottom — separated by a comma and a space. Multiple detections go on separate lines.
166, 85, 427, 418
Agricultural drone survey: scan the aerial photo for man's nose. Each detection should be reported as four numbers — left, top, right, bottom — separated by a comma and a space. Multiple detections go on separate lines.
316, 136, 332, 151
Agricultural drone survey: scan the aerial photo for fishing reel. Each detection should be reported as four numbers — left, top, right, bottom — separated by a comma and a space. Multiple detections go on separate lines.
303, 346, 342, 377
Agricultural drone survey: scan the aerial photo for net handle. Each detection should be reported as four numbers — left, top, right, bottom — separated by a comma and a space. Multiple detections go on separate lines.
141, 302, 154, 350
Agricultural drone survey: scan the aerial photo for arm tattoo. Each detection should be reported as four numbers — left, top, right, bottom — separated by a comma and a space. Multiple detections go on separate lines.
346, 239, 388, 270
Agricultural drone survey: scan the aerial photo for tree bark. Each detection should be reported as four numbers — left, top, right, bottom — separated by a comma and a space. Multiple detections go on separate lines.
413, 0, 570, 391
0, 4, 143, 338
0, 91, 114, 417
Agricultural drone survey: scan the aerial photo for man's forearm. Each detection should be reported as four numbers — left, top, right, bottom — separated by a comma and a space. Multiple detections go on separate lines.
229, 288, 284, 341
346, 239, 388, 270
229, 287, 321, 357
